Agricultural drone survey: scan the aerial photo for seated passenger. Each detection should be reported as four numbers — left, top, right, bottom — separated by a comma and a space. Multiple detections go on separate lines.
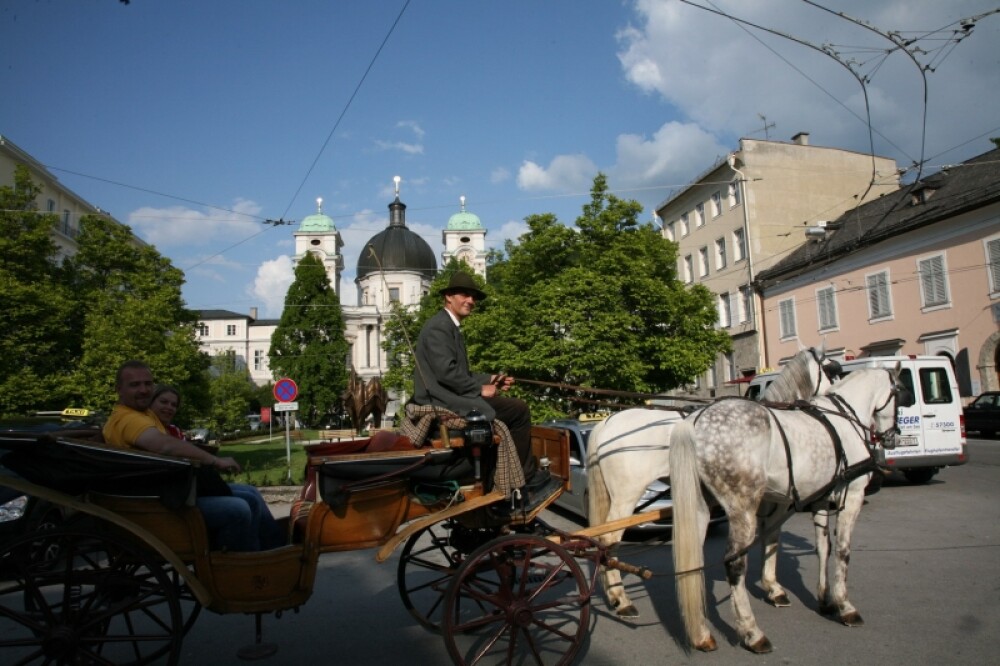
103, 361, 284, 551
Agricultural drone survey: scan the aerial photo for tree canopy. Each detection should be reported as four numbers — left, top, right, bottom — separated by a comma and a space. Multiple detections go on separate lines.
382, 174, 730, 420
0, 166, 208, 416
268, 252, 349, 426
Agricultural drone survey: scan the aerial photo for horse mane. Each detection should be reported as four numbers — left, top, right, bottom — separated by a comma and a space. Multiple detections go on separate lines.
761, 348, 820, 402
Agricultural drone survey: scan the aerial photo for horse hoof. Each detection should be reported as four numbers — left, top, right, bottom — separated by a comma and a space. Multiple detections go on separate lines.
840, 611, 864, 627
694, 635, 718, 652
769, 593, 791, 607
616, 604, 640, 619
744, 635, 773, 654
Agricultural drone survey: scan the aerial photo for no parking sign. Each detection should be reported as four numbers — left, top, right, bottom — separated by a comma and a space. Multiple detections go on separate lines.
273, 378, 298, 403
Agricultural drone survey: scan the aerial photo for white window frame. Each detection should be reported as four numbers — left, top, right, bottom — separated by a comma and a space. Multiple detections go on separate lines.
698, 247, 709, 277
715, 237, 727, 270
725, 352, 736, 382
711, 191, 722, 218
695, 202, 706, 227
718, 292, 732, 328
680, 213, 690, 237
816, 285, 838, 332
197, 323, 209, 337
665, 221, 676, 242
253, 349, 264, 371
917, 253, 950, 310
733, 228, 747, 262
739, 285, 752, 324
985, 237, 1000, 297
866, 269, 893, 321
683, 255, 693, 284
226, 324, 237, 336
728, 181, 741, 207
779, 298, 797, 340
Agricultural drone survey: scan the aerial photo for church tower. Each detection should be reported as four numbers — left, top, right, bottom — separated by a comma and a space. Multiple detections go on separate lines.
442, 195, 487, 276
293, 197, 344, 295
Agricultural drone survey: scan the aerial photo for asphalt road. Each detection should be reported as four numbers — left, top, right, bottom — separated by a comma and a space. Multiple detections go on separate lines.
181, 438, 1000, 665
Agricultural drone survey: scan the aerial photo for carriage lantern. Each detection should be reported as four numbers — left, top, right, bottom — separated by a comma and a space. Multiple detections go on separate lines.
464, 410, 492, 481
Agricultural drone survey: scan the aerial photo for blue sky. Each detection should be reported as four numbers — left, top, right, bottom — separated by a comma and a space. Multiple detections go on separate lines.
3, 1, 999, 316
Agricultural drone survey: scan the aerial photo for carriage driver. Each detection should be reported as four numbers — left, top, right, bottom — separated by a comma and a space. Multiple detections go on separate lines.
410, 271, 537, 481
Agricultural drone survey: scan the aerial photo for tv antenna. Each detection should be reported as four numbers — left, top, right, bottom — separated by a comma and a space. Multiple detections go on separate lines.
754, 113, 776, 140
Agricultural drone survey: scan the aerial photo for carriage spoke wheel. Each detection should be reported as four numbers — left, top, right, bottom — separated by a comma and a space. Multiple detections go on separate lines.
398, 522, 463, 632
441, 534, 590, 666
0, 527, 183, 665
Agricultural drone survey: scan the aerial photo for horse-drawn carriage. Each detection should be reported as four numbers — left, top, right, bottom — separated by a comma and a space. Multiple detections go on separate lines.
0, 413, 663, 665
0, 348, 905, 663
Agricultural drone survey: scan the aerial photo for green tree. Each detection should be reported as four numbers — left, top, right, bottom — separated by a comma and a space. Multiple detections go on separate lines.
468, 173, 730, 417
268, 252, 349, 426
0, 166, 77, 413
65, 215, 209, 412
207, 351, 256, 436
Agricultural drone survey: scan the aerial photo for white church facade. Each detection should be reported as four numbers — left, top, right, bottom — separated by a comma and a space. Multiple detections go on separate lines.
194, 181, 488, 418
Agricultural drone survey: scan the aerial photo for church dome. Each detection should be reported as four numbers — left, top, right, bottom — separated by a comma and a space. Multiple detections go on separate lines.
356, 192, 437, 280
447, 195, 482, 230
298, 198, 336, 233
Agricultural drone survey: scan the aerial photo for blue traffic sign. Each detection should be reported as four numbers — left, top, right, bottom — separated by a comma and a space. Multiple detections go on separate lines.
273, 378, 298, 403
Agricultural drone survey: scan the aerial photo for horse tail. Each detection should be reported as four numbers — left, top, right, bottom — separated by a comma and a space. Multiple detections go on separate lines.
670, 418, 709, 648
586, 421, 611, 529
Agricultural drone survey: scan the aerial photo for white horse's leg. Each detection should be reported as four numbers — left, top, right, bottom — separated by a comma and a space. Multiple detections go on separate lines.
725, 505, 772, 654
813, 506, 834, 615
598, 522, 636, 617
759, 505, 791, 607
827, 480, 868, 626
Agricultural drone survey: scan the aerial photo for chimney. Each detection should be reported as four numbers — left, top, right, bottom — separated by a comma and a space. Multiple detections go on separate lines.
250, 307, 258, 320
791, 132, 810, 146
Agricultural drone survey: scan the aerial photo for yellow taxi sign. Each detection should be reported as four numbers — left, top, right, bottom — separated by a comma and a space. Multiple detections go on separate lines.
578, 412, 607, 423
61, 408, 92, 418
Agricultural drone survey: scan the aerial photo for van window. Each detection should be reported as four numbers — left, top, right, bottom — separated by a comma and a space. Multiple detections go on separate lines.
919, 368, 953, 404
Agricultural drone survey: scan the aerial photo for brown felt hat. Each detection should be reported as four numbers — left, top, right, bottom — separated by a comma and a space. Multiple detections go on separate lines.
438, 271, 487, 301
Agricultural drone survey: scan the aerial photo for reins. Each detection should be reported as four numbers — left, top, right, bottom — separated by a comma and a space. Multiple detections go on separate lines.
512, 377, 712, 412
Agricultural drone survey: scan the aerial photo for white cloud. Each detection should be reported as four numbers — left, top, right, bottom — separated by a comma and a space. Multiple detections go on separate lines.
396, 120, 425, 139
610, 121, 729, 188
516, 154, 598, 192
490, 167, 510, 184
127, 198, 263, 248
374, 140, 424, 155
249, 255, 295, 318
617, 0, 1000, 167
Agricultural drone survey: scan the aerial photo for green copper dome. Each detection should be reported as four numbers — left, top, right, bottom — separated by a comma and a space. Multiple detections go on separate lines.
298, 198, 336, 233
447, 196, 482, 230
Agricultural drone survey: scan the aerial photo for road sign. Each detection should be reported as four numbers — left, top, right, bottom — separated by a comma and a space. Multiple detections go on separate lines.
274, 401, 298, 412
273, 378, 298, 403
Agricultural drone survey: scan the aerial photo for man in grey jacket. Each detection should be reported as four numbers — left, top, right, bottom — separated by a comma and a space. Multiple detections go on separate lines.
411, 271, 534, 474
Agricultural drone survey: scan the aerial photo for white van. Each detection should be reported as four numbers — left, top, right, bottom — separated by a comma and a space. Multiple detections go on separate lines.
837, 356, 967, 483
748, 356, 968, 483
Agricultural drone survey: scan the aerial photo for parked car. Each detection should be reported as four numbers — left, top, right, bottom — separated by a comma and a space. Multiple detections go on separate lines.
964, 391, 1000, 437
543, 418, 677, 532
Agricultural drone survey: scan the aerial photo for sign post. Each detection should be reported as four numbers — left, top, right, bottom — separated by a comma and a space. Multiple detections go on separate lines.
273, 379, 299, 484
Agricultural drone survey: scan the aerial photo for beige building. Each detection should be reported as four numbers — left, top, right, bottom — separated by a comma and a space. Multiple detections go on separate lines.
756, 146, 1000, 398
656, 133, 899, 397
0, 134, 129, 259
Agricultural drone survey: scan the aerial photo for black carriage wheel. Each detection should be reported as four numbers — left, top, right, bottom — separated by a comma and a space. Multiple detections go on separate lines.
398, 522, 463, 632
441, 534, 590, 666
0, 527, 183, 665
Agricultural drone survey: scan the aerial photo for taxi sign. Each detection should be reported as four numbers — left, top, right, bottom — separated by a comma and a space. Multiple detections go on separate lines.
273, 378, 298, 403
61, 408, 92, 417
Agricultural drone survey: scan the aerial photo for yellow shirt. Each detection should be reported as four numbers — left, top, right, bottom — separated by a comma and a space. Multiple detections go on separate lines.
103, 404, 167, 449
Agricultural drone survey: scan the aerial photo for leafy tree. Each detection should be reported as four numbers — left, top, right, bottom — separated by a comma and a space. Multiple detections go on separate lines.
207, 351, 255, 435
0, 166, 77, 413
467, 173, 730, 417
268, 252, 349, 426
64, 215, 209, 412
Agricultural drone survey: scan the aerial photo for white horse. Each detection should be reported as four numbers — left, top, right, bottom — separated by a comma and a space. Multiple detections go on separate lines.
586, 345, 836, 618
670, 366, 903, 653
